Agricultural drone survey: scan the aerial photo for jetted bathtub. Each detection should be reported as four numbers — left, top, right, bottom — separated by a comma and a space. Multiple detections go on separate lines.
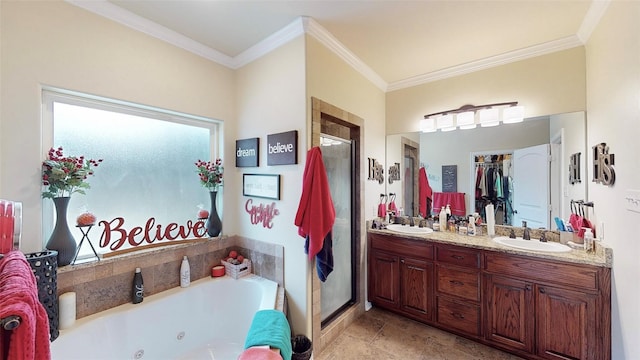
50, 274, 278, 360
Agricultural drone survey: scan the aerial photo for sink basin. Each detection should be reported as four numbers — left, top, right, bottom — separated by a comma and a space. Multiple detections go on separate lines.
385, 224, 433, 235
493, 236, 571, 253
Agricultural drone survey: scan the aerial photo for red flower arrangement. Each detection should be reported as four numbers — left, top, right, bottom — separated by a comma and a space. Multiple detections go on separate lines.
41, 147, 103, 199
195, 159, 223, 191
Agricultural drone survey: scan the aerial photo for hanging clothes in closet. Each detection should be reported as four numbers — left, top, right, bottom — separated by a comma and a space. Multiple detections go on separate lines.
474, 154, 512, 225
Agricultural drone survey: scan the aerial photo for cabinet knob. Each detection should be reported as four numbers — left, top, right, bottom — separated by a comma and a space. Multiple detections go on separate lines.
400, 259, 405, 263
449, 280, 464, 286
539, 287, 546, 294
451, 312, 465, 320
451, 255, 464, 260
525, 285, 532, 291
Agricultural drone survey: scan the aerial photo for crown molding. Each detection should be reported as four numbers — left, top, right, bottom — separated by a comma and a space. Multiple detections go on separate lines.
387, 35, 583, 92
303, 17, 388, 91
65, 0, 235, 68
577, 0, 611, 43
67, 0, 606, 94
233, 17, 306, 69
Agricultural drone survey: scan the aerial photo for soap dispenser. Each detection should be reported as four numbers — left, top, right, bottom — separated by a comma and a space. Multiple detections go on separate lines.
439, 207, 447, 232
583, 228, 595, 253
180, 256, 191, 288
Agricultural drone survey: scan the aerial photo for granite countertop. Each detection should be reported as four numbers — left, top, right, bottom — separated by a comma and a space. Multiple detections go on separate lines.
368, 226, 612, 268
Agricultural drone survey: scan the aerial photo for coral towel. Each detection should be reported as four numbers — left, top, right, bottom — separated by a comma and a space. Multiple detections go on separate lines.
0, 251, 51, 360
419, 167, 433, 217
295, 147, 335, 260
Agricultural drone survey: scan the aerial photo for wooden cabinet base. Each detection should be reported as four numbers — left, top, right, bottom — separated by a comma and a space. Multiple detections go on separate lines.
368, 231, 611, 360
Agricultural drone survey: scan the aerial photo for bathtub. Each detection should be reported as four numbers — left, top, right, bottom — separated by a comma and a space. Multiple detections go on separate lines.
50, 274, 278, 360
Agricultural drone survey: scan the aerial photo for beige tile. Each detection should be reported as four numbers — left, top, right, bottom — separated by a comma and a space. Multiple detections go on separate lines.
371, 322, 430, 359
316, 308, 523, 360
324, 333, 400, 360
341, 312, 384, 341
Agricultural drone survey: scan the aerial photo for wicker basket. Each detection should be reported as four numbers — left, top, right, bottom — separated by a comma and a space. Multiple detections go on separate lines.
221, 259, 251, 279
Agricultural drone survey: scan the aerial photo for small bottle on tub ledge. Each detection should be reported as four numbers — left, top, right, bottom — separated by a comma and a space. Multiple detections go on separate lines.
180, 256, 191, 288
132, 267, 144, 304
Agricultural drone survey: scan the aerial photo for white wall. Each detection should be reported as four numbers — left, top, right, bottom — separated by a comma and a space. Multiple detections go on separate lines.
306, 35, 387, 225
585, 2, 640, 358
0, 1, 235, 253
386, 47, 586, 135
234, 36, 309, 335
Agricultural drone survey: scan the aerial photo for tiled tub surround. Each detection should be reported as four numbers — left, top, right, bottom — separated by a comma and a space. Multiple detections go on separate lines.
57, 235, 284, 320
51, 274, 278, 360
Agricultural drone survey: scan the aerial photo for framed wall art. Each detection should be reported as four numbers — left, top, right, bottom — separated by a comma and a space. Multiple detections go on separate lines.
242, 174, 281, 200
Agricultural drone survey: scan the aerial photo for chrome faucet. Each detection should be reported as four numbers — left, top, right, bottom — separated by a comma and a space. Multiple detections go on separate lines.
522, 221, 531, 240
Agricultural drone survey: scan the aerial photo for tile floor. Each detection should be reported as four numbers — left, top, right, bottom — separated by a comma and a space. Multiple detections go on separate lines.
315, 307, 524, 360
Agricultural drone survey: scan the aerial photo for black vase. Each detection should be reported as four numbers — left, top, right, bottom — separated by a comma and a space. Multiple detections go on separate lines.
206, 191, 222, 237
45, 197, 77, 266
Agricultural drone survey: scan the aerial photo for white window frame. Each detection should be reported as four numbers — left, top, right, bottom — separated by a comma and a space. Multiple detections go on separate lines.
41, 87, 224, 255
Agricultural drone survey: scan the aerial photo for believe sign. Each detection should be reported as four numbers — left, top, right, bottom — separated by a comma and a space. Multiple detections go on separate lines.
267, 130, 297, 165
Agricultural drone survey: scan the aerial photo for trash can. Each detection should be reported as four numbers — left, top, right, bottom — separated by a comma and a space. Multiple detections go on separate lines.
25, 250, 59, 341
291, 334, 312, 360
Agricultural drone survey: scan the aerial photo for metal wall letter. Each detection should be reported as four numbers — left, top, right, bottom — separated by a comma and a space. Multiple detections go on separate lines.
569, 152, 581, 185
367, 158, 384, 184
592, 143, 615, 186
388, 162, 400, 184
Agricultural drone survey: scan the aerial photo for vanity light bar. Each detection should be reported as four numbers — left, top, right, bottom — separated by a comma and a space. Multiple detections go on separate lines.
422, 102, 522, 132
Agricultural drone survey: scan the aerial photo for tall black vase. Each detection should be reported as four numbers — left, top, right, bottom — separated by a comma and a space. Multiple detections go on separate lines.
206, 191, 222, 237
45, 197, 77, 266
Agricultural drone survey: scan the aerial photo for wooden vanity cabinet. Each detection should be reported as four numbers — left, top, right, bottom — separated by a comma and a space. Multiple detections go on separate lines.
435, 244, 482, 337
368, 232, 611, 360
484, 252, 610, 360
368, 233, 434, 322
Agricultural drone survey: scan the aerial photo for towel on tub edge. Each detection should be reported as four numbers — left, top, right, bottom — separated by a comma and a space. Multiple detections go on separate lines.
243, 309, 292, 360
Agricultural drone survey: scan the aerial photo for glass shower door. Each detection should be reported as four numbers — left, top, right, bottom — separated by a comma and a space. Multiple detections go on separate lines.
320, 135, 355, 324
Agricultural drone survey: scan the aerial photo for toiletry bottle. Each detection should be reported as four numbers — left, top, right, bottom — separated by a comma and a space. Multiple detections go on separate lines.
583, 228, 595, 253
468, 215, 476, 236
439, 207, 446, 231
132, 267, 144, 304
180, 255, 191, 288
445, 204, 451, 220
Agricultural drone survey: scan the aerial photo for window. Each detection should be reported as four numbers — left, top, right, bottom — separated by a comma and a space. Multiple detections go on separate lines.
42, 89, 222, 260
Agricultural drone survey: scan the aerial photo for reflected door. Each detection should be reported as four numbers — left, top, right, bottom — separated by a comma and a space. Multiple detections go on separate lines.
320, 135, 355, 324
512, 144, 550, 229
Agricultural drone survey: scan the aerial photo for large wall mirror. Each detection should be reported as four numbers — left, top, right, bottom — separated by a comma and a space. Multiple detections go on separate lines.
386, 111, 587, 230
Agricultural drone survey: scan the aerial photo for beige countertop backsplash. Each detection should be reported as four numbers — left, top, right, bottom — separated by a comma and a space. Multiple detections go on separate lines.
369, 222, 612, 268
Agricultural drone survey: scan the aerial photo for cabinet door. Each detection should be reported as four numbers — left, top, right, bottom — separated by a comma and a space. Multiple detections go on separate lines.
369, 250, 400, 308
400, 257, 433, 321
485, 275, 534, 353
536, 285, 597, 360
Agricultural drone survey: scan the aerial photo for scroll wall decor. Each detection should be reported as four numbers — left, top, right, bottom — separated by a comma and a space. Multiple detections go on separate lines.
244, 199, 279, 229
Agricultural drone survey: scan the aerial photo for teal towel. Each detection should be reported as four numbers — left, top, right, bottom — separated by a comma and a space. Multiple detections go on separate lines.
244, 310, 292, 360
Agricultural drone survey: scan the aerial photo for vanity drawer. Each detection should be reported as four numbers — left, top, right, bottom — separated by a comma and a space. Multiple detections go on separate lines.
436, 296, 480, 336
484, 252, 599, 290
436, 245, 480, 268
436, 265, 480, 301
370, 233, 434, 260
